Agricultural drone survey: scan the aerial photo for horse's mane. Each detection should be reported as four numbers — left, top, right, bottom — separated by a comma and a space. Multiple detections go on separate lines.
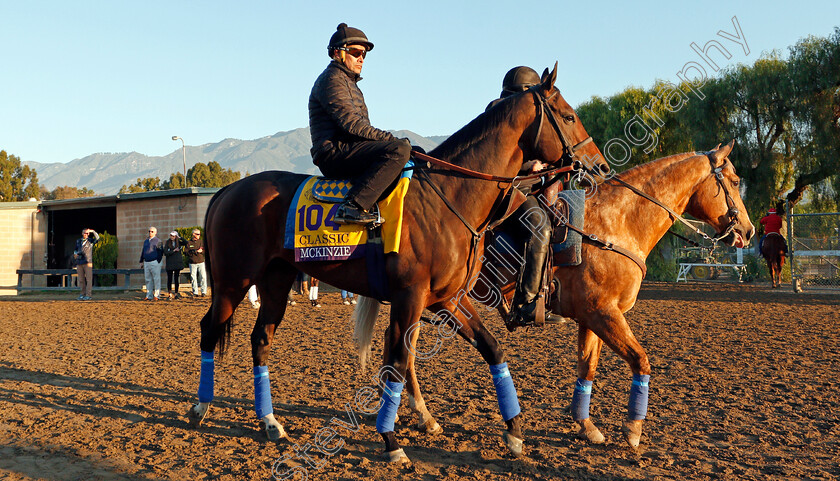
428, 92, 522, 162
613, 151, 701, 187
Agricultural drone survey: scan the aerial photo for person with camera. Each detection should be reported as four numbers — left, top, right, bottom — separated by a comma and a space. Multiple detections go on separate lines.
185, 229, 208, 297
74, 228, 99, 300
163, 231, 188, 300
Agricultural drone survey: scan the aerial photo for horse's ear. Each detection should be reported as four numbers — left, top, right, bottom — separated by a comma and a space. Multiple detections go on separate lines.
540, 62, 558, 93
710, 139, 735, 166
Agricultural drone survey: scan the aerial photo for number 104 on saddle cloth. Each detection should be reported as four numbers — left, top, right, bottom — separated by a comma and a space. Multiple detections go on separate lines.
283, 163, 413, 262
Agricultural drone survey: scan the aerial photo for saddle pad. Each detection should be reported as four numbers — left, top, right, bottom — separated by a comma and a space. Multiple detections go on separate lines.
553, 189, 585, 266
312, 178, 352, 203
284, 162, 413, 262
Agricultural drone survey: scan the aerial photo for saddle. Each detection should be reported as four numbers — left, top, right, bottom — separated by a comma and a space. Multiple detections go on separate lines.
283, 162, 414, 264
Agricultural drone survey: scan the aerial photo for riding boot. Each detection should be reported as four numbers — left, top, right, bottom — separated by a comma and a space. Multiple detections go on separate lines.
506, 235, 550, 331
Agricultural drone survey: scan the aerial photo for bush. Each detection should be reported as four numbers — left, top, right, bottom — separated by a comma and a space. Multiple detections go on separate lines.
645, 239, 678, 281
93, 232, 118, 286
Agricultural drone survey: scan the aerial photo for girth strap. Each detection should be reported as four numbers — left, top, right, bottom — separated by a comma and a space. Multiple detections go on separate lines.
563, 222, 648, 277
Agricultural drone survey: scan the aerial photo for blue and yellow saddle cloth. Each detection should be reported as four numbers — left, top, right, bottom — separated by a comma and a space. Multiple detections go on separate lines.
284, 162, 413, 262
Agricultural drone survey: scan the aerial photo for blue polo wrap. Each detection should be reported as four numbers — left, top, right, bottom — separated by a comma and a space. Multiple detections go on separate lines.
198, 350, 215, 403
627, 374, 650, 420
375, 380, 403, 433
253, 365, 273, 418
490, 363, 521, 421
570, 378, 593, 420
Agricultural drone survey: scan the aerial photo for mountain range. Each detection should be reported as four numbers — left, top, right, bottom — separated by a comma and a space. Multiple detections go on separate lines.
25, 129, 447, 195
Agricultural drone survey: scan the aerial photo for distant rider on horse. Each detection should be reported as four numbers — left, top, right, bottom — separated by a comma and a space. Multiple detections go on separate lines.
308, 23, 412, 225
488, 66, 554, 331
759, 206, 788, 254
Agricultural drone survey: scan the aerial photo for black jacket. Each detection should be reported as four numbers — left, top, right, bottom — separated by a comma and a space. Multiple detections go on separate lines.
163, 237, 187, 270
308, 61, 397, 164
185, 237, 205, 264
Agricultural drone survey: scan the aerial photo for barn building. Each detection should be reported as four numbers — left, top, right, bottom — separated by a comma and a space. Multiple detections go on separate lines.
0, 188, 219, 295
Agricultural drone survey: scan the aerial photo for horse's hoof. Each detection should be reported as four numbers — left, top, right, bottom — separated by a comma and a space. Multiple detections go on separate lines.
622, 419, 643, 451
417, 419, 442, 435
386, 448, 410, 464
261, 414, 287, 441
576, 418, 605, 444
187, 404, 209, 427
503, 431, 524, 457
263, 423, 287, 441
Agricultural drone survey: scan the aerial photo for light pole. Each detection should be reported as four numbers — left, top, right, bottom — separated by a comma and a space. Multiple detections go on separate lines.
171, 136, 187, 187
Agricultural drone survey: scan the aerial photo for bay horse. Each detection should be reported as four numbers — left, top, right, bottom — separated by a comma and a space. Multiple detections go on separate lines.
187, 65, 607, 463
355, 140, 755, 453
761, 233, 786, 288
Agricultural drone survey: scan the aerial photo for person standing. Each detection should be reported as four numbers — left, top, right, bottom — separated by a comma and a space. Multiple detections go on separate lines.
341, 290, 356, 305
185, 229, 208, 297
163, 231, 187, 300
74, 228, 99, 300
308, 23, 412, 224
139, 226, 163, 300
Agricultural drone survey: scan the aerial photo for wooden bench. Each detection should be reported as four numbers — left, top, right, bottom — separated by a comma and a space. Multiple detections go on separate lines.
16, 268, 146, 292
676, 263, 746, 282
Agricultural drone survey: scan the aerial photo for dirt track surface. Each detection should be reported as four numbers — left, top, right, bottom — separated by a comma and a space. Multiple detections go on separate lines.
0, 283, 838, 480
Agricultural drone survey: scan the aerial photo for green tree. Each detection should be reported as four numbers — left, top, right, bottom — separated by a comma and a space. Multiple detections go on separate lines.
161, 172, 186, 190
0, 150, 40, 201
186, 161, 240, 188
785, 27, 840, 206
119, 177, 161, 194
40, 185, 97, 200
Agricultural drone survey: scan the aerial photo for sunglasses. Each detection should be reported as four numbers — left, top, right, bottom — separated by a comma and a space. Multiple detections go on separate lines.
339, 47, 367, 59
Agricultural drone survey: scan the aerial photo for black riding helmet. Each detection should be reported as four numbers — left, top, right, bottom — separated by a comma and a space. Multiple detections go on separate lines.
327, 23, 374, 57
501, 66, 541, 97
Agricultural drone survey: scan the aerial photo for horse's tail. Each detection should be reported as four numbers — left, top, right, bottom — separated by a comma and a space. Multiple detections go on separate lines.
204, 184, 233, 358
351, 296, 381, 371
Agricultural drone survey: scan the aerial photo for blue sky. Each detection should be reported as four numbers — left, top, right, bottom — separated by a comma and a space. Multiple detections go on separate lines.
1, 1, 837, 165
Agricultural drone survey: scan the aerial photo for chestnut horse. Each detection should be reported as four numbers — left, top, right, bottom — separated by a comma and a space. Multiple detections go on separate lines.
187, 66, 607, 463
761, 233, 786, 288
355, 141, 755, 453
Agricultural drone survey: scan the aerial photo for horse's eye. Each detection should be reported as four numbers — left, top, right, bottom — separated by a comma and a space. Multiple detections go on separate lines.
732, 179, 740, 187
564, 115, 575, 123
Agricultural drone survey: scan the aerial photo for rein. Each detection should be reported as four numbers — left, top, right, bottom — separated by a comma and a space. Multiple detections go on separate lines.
603, 153, 740, 249
411, 150, 579, 184
411, 86, 590, 289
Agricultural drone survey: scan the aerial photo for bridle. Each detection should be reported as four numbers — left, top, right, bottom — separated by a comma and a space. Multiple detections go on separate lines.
531, 87, 594, 167
605, 152, 742, 248
409, 84, 591, 286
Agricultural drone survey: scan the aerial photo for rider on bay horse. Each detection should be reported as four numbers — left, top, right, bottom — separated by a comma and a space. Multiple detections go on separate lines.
309, 23, 412, 225
488, 66, 554, 330
759, 205, 788, 254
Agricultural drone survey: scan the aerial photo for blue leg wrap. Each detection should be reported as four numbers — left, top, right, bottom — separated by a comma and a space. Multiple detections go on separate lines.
627, 374, 650, 420
375, 380, 403, 433
253, 366, 273, 419
570, 378, 593, 420
198, 350, 215, 403
490, 363, 521, 421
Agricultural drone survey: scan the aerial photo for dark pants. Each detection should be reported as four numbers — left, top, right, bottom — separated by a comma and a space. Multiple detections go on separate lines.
167, 269, 181, 293
317, 139, 411, 210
